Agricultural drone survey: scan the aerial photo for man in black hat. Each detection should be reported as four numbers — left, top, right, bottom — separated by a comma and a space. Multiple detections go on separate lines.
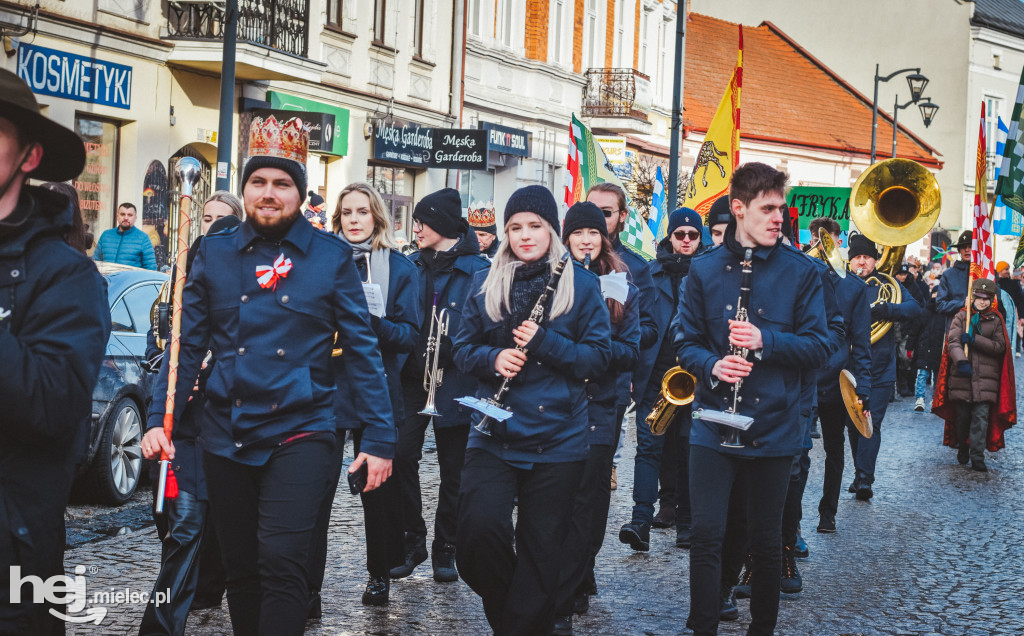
0, 68, 111, 632
936, 230, 973, 330
847, 234, 923, 501
706, 195, 732, 246
394, 188, 490, 583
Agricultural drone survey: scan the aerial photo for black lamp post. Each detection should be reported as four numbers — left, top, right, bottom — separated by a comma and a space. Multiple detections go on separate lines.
871, 65, 929, 164
891, 94, 939, 157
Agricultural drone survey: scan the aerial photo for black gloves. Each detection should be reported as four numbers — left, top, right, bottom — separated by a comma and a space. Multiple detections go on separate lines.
960, 331, 974, 345
870, 302, 891, 322
955, 360, 973, 377
859, 396, 870, 415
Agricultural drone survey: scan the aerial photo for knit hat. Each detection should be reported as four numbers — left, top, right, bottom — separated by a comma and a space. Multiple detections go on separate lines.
242, 115, 309, 197
413, 188, 466, 239
242, 156, 307, 198
504, 185, 560, 233
307, 191, 325, 210
468, 205, 497, 234
955, 230, 972, 249
895, 263, 911, 277
561, 201, 608, 240
972, 277, 997, 299
668, 207, 703, 236
997, 260, 1010, 274
847, 233, 879, 260
707, 195, 732, 228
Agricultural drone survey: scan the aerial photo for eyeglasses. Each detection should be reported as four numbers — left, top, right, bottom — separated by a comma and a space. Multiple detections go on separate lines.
600, 208, 621, 218
673, 230, 701, 241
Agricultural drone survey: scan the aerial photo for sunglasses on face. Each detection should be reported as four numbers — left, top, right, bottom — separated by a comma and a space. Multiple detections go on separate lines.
600, 208, 621, 218
673, 230, 701, 241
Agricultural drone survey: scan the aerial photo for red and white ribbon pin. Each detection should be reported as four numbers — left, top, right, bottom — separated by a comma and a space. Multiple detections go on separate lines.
256, 253, 293, 290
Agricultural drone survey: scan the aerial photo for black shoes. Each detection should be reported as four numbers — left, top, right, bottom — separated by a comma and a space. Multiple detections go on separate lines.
793, 531, 809, 558
719, 586, 739, 621
619, 522, 650, 552
957, 446, 970, 465
651, 507, 675, 528
675, 525, 692, 549
855, 483, 874, 501
390, 534, 428, 579
972, 459, 988, 472
780, 545, 803, 594
817, 512, 836, 533
573, 591, 589, 615
553, 614, 573, 635
432, 543, 458, 582
733, 555, 753, 599
847, 482, 856, 493
307, 593, 322, 619
361, 575, 390, 606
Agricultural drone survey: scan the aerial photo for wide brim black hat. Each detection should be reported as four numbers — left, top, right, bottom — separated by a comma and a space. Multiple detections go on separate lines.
0, 68, 85, 181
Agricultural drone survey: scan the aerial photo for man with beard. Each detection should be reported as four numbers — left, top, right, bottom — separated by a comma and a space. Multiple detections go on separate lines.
0, 68, 110, 635
144, 116, 393, 635
393, 188, 490, 583
94, 201, 158, 269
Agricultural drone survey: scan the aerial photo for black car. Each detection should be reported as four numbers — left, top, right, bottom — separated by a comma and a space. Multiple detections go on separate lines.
76, 262, 167, 505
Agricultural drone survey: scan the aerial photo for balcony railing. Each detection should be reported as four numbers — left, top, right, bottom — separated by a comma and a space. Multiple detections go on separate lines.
166, 0, 309, 58
581, 68, 652, 120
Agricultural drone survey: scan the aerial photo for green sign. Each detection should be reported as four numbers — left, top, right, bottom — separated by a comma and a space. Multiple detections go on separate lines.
787, 186, 852, 247
267, 90, 349, 157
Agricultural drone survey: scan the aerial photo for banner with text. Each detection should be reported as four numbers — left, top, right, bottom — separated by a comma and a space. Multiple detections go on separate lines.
17, 43, 132, 109
787, 186, 852, 247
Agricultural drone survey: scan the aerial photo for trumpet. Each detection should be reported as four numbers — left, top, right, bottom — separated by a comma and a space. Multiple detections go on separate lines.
419, 292, 449, 418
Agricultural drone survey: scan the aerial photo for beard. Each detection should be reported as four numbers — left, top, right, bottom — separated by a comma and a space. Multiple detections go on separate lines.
247, 203, 301, 239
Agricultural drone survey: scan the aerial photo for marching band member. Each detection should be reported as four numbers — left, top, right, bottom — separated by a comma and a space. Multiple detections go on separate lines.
453, 185, 611, 636
145, 116, 393, 635
847, 233, 923, 500
393, 188, 490, 582
555, 201, 640, 633
306, 183, 421, 611
620, 208, 705, 553
706, 195, 732, 246
673, 163, 829, 635
469, 205, 500, 258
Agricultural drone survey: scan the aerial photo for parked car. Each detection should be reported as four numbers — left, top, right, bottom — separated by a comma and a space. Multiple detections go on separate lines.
76, 262, 167, 505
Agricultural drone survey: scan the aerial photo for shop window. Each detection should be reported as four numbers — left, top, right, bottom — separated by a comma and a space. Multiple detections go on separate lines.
458, 169, 495, 220
73, 115, 119, 241
367, 164, 415, 247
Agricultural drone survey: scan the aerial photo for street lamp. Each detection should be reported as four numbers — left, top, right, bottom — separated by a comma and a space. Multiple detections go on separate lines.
891, 94, 939, 157
871, 65, 929, 163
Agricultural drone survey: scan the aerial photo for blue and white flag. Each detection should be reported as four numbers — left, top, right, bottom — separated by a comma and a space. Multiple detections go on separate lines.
649, 166, 666, 237
994, 116, 1023, 236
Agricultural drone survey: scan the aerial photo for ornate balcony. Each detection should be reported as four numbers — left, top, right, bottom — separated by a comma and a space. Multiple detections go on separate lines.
581, 68, 653, 134
165, 0, 324, 82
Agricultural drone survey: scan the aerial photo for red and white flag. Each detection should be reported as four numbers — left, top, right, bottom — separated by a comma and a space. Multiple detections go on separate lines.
972, 102, 995, 286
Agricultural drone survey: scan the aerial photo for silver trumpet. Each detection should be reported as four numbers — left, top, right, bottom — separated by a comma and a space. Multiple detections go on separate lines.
419, 292, 449, 418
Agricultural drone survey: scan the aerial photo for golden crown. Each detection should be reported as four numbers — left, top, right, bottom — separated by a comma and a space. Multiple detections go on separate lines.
468, 205, 496, 228
248, 115, 309, 164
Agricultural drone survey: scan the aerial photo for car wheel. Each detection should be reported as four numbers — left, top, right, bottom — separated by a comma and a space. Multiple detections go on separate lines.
81, 397, 144, 505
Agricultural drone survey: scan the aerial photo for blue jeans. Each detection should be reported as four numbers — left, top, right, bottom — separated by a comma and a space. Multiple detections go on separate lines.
846, 383, 891, 485
914, 368, 931, 400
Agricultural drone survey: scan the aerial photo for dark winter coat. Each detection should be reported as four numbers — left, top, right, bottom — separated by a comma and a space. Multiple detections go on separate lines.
613, 239, 659, 399
0, 186, 111, 633
947, 307, 1006, 404
866, 280, 924, 387
454, 265, 612, 464
401, 233, 490, 428
908, 293, 946, 373
334, 249, 420, 429
817, 269, 872, 405
936, 260, 969, 326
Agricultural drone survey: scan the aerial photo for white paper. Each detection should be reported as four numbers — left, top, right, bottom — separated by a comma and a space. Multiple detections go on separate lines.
363, 283, 385, 317
599, 271, 629, 304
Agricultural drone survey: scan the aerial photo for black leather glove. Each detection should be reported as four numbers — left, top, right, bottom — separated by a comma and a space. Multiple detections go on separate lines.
858, 396, 870, 415
955, 360, 973, 377
960, 331, 974, 345
870, 302, 891, 322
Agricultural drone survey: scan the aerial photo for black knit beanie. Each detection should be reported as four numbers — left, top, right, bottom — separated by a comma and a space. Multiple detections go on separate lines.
561, 201, 608, 240
707, 195, 732, 228
414, 188, 466, 239
504, 185, 560, 233
241, 156, 307, 198
847, 233, 879, 260
668, 207, 703, 236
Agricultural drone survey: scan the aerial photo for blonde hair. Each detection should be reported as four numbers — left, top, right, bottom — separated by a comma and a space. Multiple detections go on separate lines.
332, 182, 396, 250
481, 224, 575, 323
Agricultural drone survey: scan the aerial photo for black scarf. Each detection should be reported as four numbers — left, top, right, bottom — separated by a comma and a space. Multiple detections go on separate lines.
419, 232, 480, 327
656, 238, 697, 303
500, 259, 550, 345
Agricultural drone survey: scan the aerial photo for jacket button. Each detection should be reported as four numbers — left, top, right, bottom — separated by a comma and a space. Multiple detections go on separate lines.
237, 347, 246, 355
235, 441, 243, 448
235, 399, 243, 407
538, 405, 545, 412
241, 294, 249, 303
751, 439, 761, 448
753, 398, 760, 405
757, 308, 764, 315
537, 447, 543, 453
246, 246, 253, 253
277, 349, 285, 357
726, 304, 733, 311
450, 302, 456, 307
725, 265, 732, 272
281, 295, 290, 303
270, 403, 278, 411
174, 465, 181, 471
10, 269, 18, 278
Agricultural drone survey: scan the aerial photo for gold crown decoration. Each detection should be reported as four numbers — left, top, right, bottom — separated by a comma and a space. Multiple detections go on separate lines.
248, 115, 309, 164
468, 205, 496, 228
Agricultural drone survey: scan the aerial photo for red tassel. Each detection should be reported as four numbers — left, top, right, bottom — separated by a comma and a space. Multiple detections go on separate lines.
165, 466, 179, 499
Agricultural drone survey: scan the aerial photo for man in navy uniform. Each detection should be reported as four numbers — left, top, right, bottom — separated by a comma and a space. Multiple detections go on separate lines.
847, 233, 922, 500
674, 162, 830, 635
144, 115, 394, 635
935, 230, 972, 329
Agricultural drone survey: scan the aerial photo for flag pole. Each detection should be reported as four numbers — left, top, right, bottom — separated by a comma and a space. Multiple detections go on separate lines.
666, 0, 687, 210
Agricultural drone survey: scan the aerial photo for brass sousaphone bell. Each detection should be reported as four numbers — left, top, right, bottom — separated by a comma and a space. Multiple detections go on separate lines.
806, 227, 847, 279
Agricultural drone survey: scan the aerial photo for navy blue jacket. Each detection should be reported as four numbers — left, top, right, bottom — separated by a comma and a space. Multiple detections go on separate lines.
148, 217, 394, 464
613, 239, 659, 399
334, 249, 420, 430
674, 238, 830, 457
817, 271, 872, 404
401, 238, 490, 428
935, 260, 969, 324
454, 265, 612, 464
865, 279, 924, 387
582, 267, 640, 446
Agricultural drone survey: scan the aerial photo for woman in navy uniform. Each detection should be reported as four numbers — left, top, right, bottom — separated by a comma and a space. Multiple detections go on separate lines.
620, 207, 704, 554
393, 188, 490, 582
554, 201, 640, 631
673, 163, 830, 635
454, 186, 611, 636
145, 116, 394, 636
306, 183, 421, 611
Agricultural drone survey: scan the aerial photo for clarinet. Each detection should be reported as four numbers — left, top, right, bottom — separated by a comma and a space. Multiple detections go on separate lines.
721, 248, 754, 447
474, 252, 572, 436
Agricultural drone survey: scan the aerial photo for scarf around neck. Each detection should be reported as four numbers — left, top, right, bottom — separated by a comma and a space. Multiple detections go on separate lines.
338, 235, 391, 306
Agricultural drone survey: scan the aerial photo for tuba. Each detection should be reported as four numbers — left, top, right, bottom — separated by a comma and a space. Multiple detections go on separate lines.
850, 158, 941, 344
806, 227, 846, 279
646, 366, 696, 435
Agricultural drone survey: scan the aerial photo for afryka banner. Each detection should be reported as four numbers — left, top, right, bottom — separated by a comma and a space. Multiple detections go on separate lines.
787, 186, 852, 247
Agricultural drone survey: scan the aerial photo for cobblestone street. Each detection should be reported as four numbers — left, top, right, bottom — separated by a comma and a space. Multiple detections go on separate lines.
62, 361, 1024, 635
